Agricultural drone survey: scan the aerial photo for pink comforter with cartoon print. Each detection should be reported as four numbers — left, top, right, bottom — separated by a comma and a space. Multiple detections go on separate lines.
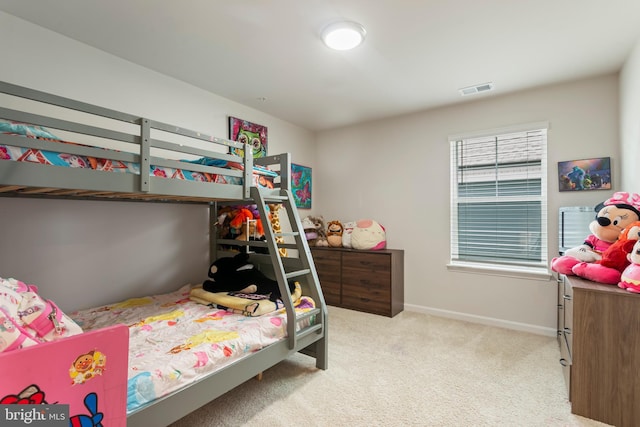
70, 284, 315, 413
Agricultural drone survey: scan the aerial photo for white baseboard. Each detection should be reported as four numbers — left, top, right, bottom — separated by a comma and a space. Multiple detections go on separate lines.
404, 303, 557, 337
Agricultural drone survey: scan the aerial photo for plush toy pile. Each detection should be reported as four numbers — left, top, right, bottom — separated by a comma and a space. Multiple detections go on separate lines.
217, 205, 263, 240
301, 215, 387, 251
551, 191, 640, 284
216, 204, 270, 253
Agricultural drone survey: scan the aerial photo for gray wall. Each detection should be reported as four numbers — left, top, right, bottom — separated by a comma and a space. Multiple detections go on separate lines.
314, 74, 621, 335
620, 36, 640, 193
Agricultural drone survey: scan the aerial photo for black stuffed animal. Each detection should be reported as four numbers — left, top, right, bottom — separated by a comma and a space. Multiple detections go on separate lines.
202, 252, 295, 302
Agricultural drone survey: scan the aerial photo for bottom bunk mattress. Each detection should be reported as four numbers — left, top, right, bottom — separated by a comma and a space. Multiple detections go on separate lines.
70, 283, 316, 413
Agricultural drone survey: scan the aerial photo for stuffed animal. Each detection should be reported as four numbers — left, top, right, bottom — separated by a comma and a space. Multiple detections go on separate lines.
302, 217, 318, 244
351, 219, 386, 250
313, 216, 329, 247
551, 192, 640, 275
618, 239, 640, 293
572, 221, 640, 285
326, 220, 344, 247
230, 208, 264, 238
341, 221, 356, 248
215, 206, 234, 239
302, 215, 329, 247
202, 252, 295, 301
227, 207, 267, 253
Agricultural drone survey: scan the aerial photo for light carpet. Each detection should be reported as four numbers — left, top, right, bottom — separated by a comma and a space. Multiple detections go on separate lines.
169, 306, 610, 427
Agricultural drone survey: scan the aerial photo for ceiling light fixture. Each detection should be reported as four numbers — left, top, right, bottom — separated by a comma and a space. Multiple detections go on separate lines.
321, 21, 366, 51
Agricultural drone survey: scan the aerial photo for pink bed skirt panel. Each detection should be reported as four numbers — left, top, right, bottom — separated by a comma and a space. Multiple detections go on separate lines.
0, 324, 129, 427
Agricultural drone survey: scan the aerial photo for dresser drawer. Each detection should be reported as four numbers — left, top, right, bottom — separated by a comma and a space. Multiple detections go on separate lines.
562, 279, 574, 355
559, 331, 572, 399
342, 267, 391, 316
557, 275, 565, 342
342, 252, 391, 273
342, 291, 391, 316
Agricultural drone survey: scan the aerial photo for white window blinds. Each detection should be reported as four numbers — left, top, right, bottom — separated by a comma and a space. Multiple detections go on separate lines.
449, 125, 548, 270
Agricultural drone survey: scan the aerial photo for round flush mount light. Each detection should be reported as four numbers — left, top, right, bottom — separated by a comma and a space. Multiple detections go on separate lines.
321, 21, 366, 51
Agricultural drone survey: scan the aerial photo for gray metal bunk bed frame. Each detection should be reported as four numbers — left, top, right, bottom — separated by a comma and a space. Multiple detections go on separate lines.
0, 81, 328, 426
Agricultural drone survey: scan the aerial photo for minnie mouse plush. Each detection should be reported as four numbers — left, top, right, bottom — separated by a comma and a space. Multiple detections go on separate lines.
551, 192, 640, 276
572, 220, 640, 284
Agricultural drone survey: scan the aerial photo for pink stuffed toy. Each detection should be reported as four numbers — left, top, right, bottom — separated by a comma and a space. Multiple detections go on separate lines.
551, 192, 640, 276
619, 239, 640, 293
572, 221, 640, 285
351, 219, 386, 250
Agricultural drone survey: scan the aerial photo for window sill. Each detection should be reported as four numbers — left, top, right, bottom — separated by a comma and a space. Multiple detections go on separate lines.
447, 262, 552, 281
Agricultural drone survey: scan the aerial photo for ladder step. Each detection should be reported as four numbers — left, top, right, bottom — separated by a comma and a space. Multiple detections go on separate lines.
296, 323, 323, 340
263, 195, 288, 202
296, 307, 321, 322
274, 231, 299, 238
286, 269, 311, 279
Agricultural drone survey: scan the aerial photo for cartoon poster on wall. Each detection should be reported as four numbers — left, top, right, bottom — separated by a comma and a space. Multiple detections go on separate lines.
558, 157, 611, 191
228, 116, 268, 159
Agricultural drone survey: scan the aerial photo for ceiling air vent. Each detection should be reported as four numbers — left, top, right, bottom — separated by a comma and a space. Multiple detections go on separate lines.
459, 82, 494, 96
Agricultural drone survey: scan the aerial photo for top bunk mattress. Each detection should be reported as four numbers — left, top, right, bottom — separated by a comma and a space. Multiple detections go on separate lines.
0, 120, 278, 191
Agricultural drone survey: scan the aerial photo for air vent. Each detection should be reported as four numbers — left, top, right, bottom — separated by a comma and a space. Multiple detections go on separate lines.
459, 82, 494, 96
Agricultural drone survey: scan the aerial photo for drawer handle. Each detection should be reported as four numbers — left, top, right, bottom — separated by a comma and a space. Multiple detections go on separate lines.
564, 327, 571, 335
559, 358, 569, 367
562, 294, 572, 301
557, 304, 563, 309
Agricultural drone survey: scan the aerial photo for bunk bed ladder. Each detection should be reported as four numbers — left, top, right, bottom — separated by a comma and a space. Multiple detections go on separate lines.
250, 187, 327, 356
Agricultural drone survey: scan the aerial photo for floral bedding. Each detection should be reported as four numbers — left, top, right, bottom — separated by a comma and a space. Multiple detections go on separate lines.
0, 120, 277, 187
70, 284, 316, 413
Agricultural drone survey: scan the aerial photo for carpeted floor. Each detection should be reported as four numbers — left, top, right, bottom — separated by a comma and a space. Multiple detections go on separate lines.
169, 306, 611, 427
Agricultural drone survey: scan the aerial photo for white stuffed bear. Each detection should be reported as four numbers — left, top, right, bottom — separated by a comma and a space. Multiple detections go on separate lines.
341, 221, 356, 248
351, 219, 386, 250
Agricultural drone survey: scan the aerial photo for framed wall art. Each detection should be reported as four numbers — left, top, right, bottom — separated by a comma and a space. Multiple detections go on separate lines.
291, 163, 312, 209
558, 157, 611, 192
228, 116, 268, 158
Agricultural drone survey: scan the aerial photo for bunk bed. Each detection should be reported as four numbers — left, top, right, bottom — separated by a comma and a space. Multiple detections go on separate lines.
0, 81, 328, 427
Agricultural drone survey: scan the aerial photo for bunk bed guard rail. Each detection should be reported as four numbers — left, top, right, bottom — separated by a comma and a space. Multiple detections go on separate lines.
0, 81, 255, 200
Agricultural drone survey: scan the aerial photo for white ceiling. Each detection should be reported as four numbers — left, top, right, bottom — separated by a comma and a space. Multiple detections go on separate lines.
2, 0, 640, 131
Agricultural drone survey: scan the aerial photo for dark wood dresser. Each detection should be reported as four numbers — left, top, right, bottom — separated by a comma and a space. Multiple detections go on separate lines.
557, 274, 640, 426
310, 247, 404, 317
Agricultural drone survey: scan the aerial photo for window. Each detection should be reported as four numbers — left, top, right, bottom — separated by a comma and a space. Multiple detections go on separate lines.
449, 123, 548, 274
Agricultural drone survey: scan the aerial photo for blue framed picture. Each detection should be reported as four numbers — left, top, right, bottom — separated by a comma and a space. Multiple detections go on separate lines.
291, 163, 312, 209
